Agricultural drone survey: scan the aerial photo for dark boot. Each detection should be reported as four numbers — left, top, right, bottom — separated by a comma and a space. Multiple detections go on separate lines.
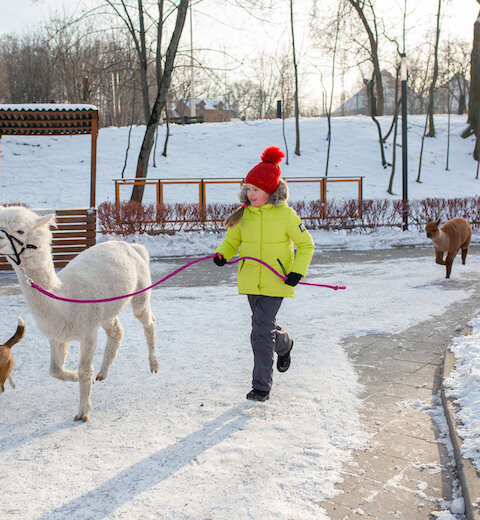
246, 389, 270, 401
277, 341, 293, 373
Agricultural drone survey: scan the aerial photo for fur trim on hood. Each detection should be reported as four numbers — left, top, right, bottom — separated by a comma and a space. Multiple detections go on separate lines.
239, 178, 289, 207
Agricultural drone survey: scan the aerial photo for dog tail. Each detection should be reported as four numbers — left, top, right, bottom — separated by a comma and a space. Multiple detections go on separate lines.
4, 317, 25, 349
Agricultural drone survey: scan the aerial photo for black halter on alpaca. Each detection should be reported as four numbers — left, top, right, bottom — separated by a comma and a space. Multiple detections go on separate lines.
0, 229, 37, 265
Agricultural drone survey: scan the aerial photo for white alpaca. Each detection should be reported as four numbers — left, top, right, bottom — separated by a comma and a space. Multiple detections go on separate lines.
0, 206, 158, 421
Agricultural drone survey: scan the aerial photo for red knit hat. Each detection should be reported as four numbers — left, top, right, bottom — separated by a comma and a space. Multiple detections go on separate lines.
245, 146, 285, 194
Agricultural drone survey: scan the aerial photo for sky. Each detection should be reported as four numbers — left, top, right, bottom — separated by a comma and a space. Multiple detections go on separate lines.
0, 0, 478, 107
0, 0, 477, 41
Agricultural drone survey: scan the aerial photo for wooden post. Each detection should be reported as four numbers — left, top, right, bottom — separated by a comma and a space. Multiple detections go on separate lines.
358, 178, 363, 219
90, 110, 98, 208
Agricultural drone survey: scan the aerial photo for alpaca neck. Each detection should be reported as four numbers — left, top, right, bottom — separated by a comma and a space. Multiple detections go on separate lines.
432, 229, 450, 250
15, 246, 62, 312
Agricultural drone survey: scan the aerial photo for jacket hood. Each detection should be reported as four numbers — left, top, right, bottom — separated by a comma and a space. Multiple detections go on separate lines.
239, 178, 289, 207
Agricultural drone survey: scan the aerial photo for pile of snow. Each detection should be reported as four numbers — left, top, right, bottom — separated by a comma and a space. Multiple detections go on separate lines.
444, 315, 480, 471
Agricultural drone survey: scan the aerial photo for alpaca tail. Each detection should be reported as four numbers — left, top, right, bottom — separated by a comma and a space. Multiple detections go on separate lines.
4, 317, 25, 349
131, 243, 150, 265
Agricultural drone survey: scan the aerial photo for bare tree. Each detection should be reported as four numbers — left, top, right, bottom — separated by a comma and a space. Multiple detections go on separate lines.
131, 0, 189, 203
426, 0, 442, 137
346, 0, 385, 116
464, 0, 480, 162
290, 0, 300, 156
387, 65, 400, 194
324, 3, 342, 176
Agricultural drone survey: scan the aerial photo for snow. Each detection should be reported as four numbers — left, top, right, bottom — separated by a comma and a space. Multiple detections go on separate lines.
2, 251, 479, 519
0, 114, 477, 208
444, 315, 480, 471
0, 104, 98, 111
0, 114, 479, 518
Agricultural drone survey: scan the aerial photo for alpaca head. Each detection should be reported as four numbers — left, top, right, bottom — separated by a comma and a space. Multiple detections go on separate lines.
425, 218, 441, 239
0, 207, 56, 265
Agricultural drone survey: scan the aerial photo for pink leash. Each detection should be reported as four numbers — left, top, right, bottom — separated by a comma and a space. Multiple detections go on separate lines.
25, 253, 346, 304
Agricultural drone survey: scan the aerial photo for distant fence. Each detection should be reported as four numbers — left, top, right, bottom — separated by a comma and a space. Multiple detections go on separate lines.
113, 176, 364, 224
0, 208, 96, 271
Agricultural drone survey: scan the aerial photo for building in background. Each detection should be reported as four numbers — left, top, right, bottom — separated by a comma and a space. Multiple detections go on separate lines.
169, 99, 230, 123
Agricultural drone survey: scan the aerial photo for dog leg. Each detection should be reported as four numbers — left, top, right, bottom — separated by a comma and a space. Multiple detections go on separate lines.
132, 295, 158, 373
8, 376, 15, 388
96, 317, 123, 381
75, 336, 96, 422
49, 340, 78, 381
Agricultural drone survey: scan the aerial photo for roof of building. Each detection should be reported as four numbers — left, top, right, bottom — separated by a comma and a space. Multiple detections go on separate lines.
181, 99, 230, 111
0, 104, 98, 111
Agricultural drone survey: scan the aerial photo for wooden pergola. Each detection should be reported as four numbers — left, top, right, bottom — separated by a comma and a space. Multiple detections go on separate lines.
0, 104, 98, 207
0, 104, 99, 270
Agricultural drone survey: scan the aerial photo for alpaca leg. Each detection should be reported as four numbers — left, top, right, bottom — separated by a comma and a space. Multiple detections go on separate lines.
96, 317, 123, 381
8, 376, 15, 389
445, 251, 457, 279
461, 248, 468, 265
435, 249, 445, 265
75, 337, 97, 422
132, 295, 158, 373
49, 340, 78, 381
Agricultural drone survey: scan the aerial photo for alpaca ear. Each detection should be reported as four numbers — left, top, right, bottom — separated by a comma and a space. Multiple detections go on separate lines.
435, 218, 441, 226
34, 214, 56, 229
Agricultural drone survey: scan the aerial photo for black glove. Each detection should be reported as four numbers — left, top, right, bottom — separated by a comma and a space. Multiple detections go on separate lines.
213, 254, 227, 266
284, 272, 302, 287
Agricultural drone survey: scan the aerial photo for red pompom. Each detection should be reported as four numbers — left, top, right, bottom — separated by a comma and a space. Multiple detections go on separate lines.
261, 146, 285, 165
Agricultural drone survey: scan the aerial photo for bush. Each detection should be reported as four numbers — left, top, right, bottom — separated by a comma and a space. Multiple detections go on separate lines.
97, 197, 480, 236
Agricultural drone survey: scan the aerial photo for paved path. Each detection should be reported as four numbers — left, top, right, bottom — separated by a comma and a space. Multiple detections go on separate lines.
1, 246, 479, 518
315, 248, 480, 519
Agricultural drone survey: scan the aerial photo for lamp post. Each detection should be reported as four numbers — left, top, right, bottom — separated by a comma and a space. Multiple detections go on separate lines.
400, 53, 408, 230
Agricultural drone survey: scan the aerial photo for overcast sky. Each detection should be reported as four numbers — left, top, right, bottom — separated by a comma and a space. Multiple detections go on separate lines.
1, 0, 477, 43
0, 0, 478, 106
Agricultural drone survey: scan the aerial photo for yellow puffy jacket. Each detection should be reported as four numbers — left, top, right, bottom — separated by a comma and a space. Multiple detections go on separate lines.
215, 201, 314, 297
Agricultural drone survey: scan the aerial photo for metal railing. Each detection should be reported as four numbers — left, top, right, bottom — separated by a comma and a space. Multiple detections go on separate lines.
113, 176, 364, 223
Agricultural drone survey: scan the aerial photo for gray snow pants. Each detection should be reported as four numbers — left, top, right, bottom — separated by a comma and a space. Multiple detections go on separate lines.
247, 295, 293, 392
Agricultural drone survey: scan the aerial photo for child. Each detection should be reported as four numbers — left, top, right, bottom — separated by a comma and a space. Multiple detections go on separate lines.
213, 146, 314, 401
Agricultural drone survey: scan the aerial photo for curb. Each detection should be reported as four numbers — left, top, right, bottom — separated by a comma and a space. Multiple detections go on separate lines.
441, 348, 480, 520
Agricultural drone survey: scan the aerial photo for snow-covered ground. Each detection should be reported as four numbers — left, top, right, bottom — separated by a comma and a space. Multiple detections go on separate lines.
0, 114, 477, 208
1, 113, 479, 518
1, 250, 479, 519
444, 315, 480, 472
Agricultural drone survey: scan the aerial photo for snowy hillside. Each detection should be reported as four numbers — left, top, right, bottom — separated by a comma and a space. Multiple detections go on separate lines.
0, 114, 477, 209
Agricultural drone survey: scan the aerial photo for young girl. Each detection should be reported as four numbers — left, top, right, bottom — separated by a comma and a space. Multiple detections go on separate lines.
213, 146, 314, 401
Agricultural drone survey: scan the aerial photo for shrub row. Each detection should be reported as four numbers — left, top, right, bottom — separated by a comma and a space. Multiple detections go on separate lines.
97, 197, 480, 236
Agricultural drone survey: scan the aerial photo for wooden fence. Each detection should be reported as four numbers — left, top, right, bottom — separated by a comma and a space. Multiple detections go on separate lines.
113, 176, 364, 223
0, 208, 96, 271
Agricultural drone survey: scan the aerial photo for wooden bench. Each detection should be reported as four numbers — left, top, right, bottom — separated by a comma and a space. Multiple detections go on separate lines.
0, 208, 96, 271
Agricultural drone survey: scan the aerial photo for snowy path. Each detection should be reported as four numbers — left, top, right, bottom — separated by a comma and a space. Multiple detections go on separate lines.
1, 248, 480, 520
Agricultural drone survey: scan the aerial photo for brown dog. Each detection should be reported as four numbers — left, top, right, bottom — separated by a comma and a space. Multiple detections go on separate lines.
0, 317, 25, 393
425, 217, 472, 278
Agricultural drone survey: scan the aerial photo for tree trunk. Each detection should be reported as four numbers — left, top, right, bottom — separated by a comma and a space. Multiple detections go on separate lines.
137, 0, 151, 124
469, 5, 480, 159
131, 0, 189, 203
290, 0, 300, 156
365, 77, 388, 167
348, 0, 384, 116
325, 5, 341, 176
426, 0, 442, 137
387, 66, 400, 194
